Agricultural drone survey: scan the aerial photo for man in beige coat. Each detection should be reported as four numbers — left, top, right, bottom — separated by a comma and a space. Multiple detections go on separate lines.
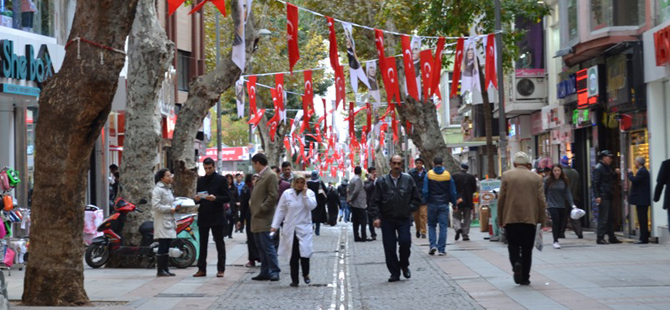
497, 151, 547, 286
249, 153, 280, 281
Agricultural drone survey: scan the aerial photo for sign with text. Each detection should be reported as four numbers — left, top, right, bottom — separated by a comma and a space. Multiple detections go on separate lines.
0, 39, 54, 84
200, 147, 249, 162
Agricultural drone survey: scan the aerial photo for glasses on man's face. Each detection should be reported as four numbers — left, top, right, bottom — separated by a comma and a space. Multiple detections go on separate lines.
391, 162, 403, 166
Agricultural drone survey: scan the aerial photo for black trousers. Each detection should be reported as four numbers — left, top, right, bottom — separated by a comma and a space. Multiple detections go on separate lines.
597, 199, 616, 240
225, 210, 235, 237
636, 205, 650, 242
380, 218, 411, 277
548, 208, 565, 243
290, 233, 310, 283
157, 238, 171, 255
505, 223, 535, 283
367, 210, 377, 237
198, 224, 226, 272
245, 218, 259, 261
352, 208, 368, 240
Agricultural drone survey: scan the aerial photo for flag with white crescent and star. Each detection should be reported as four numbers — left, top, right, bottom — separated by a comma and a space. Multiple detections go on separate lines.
401, 35, 420, 101
287, 3, 300, 74
420, 49, 434, 102
247, 75, 257, 114
431, 37, 445, 100
450, 38, 465, 98
275, 73, 285, 121
383, 56, 402, 107
485, 34, 498, 90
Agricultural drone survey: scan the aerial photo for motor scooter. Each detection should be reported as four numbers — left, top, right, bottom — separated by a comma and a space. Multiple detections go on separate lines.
84, 198, 197, 269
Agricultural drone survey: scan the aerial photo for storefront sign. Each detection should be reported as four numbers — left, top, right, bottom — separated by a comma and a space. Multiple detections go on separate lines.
588, 66, 599, 97
556, 73, 577, 99
551, 125, 573, 145
0, 83, 40, 96
200, 147, 250, 162
654, 23, 670, 66
0, 39, 54, 83
531, 111, 543, 135
541, 104, 564, 130
606, 55, 630, 107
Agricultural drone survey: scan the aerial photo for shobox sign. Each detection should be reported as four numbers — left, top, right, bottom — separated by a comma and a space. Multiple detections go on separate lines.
0, 39, 54, 83
655, 25, 670, 66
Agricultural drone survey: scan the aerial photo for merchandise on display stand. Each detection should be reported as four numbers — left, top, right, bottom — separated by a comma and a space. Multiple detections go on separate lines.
0, 167, 27, 275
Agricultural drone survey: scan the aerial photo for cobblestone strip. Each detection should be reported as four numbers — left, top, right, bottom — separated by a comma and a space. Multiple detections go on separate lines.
347, 235, 484, 310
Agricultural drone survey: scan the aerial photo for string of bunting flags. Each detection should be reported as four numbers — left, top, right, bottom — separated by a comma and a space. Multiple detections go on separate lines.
208, 0, 504, 178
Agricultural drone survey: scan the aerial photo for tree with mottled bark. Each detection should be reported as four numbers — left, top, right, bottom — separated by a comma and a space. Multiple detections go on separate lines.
107, 0, 175, 268
22, 0, 139, 306
172, 0, 258, 197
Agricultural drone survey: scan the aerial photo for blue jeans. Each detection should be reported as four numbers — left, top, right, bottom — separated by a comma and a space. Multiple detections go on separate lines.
339, 199, 351, 222
427, 204, 449, 253
380, 217, 412, 277
253, 232, 280, 277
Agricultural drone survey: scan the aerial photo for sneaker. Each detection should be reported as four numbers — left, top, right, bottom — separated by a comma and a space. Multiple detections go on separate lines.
429, 247, 437, 255
553, 242, 561, 249
438, 252, 446, 256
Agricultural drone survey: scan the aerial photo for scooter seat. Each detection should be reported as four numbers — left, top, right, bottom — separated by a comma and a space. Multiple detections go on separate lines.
139, 221, 153, 234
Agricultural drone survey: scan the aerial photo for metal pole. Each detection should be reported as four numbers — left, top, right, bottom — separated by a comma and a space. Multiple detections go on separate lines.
495, 0, 508, 173
216, 14, 223, 173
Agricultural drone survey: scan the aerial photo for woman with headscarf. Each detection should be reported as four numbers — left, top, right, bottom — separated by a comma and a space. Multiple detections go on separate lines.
307, 171, 328, 236
271, 174, 317, 287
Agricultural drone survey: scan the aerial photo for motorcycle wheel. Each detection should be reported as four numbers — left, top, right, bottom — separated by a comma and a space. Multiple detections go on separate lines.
169, 240, 196, 269
85, 243, 110, 268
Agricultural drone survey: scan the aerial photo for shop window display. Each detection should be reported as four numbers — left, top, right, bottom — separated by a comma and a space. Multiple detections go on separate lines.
0, 0, 54, 37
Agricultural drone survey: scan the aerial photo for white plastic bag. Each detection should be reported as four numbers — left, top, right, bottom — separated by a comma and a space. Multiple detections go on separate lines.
570, 205, 585, 220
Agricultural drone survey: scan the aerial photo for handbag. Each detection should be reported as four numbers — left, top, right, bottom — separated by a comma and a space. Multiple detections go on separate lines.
3, 248, 14, 267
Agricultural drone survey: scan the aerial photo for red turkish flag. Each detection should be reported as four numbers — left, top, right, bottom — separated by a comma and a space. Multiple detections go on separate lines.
186, 0, 226, 16
302, 70, 313, 131
374, 29, 387, 73
379, 131, 385, 149
247, 108, 265, 127
275, 74, 285, 111
247, 75, 257, 114
401, 35, 419, 101
485, 34, 498, 89
335, 65, 346, 108
383, 57, 402, 106
268, 113, 280, 142
431, 37, 445, 100
287, 3, 300, 74
450, 38, 465, 98
406, 120, 412, 135
331, 166, 337, 178
366, 102, 372, 132
420, 50, 434, 102
349, 102, 355, 137
326, 17, 340, 70
284, 136, 292, 158
392, 113, 399, 143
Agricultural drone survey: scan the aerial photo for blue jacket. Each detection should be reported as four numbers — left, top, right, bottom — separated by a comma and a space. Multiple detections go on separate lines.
422, 166, 459, 206
628, 166, 651, 206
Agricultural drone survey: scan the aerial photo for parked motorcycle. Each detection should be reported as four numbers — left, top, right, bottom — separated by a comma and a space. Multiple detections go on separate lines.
84, 198, 197, 269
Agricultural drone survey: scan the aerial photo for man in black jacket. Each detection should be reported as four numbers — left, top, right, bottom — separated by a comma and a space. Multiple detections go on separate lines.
193, 158, 230, 278
628, 157, 651, 244
364, 167, 378, 240
452, 163, 477, 241
337, 179, 350, 222
408, 158, 427, 238
654, 159, 670, 232
591, 150, 622, 245
370, 155, 422, 282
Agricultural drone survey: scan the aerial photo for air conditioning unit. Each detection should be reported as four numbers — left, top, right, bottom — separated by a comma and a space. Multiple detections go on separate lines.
513, 75, 547, 102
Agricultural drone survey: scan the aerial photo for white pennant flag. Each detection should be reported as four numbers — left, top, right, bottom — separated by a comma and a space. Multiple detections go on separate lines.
365, 60, 381, 109
232, 0, 254, 71
235, 79, 245, 118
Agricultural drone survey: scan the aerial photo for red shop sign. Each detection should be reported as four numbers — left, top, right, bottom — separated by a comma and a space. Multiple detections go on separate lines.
654, 25, 670, 66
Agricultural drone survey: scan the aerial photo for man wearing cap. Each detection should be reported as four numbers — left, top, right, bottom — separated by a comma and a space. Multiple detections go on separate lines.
452, 163, 478, 241
408, 158, 428, 238
560, 156, 583, 239
497, 151, 547, 285
592, 150, 622, 245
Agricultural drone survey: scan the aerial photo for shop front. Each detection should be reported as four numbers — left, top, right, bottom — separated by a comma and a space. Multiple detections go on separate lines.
0, 27, 64, 209
642, 21, 670, 241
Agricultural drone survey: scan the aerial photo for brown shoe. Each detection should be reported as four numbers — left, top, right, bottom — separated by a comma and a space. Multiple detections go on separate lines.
193, 271, 206, 277
217, 271, 225, 278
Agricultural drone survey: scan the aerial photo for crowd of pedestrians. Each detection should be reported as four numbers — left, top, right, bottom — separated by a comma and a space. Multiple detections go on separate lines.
146, 148, 668, 288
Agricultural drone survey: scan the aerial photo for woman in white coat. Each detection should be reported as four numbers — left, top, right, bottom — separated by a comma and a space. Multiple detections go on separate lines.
152, 169, 181, 277
271, 175, 317, 287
